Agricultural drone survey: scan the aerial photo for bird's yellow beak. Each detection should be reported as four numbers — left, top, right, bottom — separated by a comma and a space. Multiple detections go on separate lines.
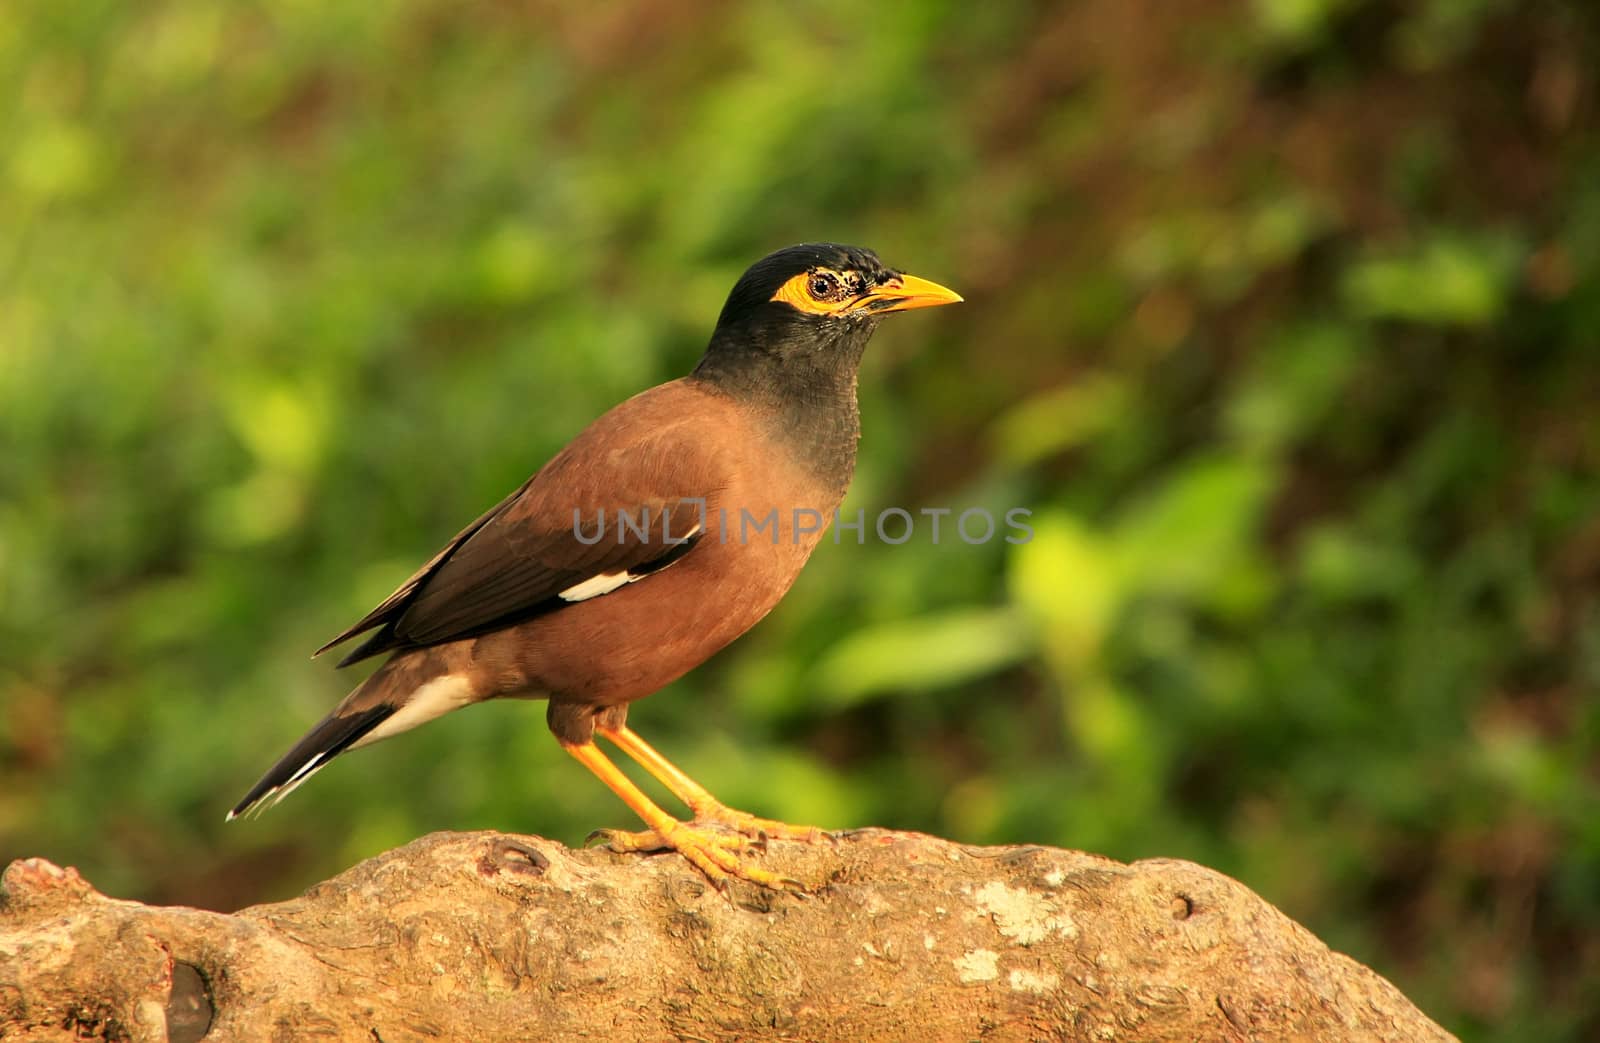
851, 273, 964, 314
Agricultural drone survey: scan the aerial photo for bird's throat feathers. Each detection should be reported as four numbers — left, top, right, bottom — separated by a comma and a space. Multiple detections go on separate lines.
693, 317, 868, 492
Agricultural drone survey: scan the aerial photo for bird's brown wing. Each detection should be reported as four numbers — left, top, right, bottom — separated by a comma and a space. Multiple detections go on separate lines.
316, 385, 731, 666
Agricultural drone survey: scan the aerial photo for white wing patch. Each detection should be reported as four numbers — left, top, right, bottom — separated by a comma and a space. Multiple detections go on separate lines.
559, 571, 635, 602
558, 522, 702, 603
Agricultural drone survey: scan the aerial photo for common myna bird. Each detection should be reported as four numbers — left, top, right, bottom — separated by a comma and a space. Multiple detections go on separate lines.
230, 243, 961, 888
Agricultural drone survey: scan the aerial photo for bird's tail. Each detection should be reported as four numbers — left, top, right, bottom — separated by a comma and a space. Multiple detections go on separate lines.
227, 701, 396, 820
227, 659, 476, 821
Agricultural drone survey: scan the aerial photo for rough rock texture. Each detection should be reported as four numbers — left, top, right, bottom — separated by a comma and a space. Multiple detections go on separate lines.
0, 830, 1454, 1041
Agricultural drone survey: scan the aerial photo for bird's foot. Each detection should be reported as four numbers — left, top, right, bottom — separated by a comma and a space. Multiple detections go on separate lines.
687, 801, 833, 845
587, 821, 805, 892
587, 825, 751, 855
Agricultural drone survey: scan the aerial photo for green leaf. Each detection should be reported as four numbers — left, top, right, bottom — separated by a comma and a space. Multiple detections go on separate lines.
813, 607, 1034, 708
1342, 233, 1522, 327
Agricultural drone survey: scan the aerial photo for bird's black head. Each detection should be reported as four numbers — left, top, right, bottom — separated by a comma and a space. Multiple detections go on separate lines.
694, 243, 961, 398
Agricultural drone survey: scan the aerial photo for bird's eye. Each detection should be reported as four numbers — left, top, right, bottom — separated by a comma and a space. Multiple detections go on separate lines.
808, 273, 839, 300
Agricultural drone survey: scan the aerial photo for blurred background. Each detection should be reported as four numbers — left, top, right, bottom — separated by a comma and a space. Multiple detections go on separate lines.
2, 1, 1597, 1038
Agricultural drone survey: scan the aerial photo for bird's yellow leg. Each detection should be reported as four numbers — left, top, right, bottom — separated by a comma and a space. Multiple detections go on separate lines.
563, 741, 798, 890
596, 724, 829, 844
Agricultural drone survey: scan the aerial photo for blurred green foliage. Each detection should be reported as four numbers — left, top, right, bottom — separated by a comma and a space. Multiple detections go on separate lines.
3, 2, 1598, 1039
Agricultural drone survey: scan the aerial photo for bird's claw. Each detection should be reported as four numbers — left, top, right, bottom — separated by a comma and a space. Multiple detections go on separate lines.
589, 825, 749, 855
584, 828, 634, 850
685, 804, 833, 846
589, 821, 812, 893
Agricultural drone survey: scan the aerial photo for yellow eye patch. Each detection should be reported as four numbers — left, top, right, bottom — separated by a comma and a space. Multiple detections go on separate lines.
770, 268, 861, 315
